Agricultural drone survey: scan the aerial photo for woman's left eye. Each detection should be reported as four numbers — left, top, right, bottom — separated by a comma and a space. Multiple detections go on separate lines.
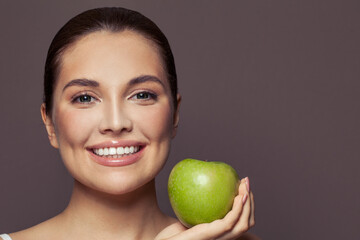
131, 92, 157, 101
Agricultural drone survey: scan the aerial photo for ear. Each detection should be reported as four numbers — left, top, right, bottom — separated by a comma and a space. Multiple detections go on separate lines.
172, 94, 181, 138
41, 103, 59, 149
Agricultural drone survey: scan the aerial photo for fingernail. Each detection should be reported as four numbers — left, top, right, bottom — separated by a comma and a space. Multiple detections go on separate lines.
242, 193, 248, 204
245, 177, 250, 192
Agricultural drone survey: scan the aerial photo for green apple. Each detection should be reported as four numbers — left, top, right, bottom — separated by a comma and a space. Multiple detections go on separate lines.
168, 158, 240, 227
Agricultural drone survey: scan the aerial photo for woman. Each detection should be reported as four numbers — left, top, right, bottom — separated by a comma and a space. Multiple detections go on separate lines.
1, 7, 256, 240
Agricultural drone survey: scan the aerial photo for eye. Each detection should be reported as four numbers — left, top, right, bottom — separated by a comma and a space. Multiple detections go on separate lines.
72, 94, 97, 104
131, 91, 157, 101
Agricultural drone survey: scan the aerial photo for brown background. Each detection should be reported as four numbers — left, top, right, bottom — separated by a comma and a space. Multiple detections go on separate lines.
0, 0, 359, 239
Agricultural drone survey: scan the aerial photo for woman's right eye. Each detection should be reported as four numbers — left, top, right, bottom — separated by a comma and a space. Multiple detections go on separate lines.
72, 94, 97, 104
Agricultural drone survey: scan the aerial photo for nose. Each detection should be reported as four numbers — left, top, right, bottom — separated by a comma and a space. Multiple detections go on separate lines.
99, 100, 133, 135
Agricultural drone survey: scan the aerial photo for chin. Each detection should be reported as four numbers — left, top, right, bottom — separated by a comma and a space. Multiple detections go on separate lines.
77, 172, 156, 196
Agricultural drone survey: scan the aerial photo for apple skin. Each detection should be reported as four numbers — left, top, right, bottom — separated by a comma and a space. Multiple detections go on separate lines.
168, 158, 240, 228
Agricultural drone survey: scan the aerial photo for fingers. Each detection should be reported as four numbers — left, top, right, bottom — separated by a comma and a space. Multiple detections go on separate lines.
234, 192, 251, 233
249, 191, 255, 227
213, 178, 248, 237
170, 192, 246, 240
199, 193, 245, 239
219, 177, 255, 240
234, 177, 254, 232
218, 193, 245, 231
243, 177, 255, 228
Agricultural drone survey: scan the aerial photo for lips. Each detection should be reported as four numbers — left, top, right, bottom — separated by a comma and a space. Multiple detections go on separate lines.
87, 140, 145, 167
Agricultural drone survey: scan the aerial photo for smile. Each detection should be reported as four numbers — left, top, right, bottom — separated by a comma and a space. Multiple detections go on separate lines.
92, 146, 141, 158
87, 140, 145, 167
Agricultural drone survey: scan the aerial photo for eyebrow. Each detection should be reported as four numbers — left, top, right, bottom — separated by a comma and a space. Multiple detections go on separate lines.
62, 75, 165, 92
62, 78, 99, 92
128, 75, 165, 88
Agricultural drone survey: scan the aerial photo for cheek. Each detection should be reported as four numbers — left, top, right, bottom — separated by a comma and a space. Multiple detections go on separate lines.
135, 104, 173, 140
54, 106, 99, 147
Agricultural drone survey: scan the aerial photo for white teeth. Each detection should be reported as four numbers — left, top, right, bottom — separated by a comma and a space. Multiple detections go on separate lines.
117, 147, 124, 155
98, 148, 104, 156
109, 147, 116, 155
93, 146, 141, 157
103, 148, 109, 155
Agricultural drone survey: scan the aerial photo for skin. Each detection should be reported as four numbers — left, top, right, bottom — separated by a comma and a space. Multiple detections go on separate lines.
8, 31, 257, 240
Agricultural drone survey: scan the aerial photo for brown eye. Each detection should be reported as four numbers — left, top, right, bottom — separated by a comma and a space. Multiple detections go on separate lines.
131, 91, 157, 100
136, 92, 149, 99
79, 95, 92, 102
72, 94, 97, 104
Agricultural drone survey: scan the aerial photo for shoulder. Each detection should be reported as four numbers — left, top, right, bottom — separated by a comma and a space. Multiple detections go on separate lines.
7, 215, 62, 240
8, 225, 47, 240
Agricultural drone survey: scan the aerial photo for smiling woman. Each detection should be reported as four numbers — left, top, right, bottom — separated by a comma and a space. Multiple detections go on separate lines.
1, 7, 256, 240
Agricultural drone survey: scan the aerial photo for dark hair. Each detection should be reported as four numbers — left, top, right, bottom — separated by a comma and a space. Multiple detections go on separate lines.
44, 7, 177, 115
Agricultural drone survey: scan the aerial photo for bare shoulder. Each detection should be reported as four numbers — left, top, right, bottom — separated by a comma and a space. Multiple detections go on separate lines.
237, 232, 261, 240
9, 223, 48, 240
8, 216, 61, 240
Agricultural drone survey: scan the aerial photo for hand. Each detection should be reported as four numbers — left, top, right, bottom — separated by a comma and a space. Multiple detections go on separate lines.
156, 177, 255, 240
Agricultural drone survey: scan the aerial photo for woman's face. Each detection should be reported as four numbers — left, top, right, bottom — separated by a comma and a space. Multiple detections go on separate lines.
42, 31, 179, 195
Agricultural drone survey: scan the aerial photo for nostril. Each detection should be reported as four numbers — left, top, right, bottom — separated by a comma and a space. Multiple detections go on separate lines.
98, 104, 133, 134
99, 118, 133, 134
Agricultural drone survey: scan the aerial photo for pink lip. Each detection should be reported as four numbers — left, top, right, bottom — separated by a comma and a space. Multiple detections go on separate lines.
87, 140, 146, 167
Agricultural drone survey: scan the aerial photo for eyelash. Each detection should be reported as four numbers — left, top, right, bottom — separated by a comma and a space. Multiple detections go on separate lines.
130, 91, 158, 101
71, 93, 98, 104
70, 91, 157, 105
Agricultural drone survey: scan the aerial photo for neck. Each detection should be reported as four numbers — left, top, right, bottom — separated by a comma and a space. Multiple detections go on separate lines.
60, 179, 169, 239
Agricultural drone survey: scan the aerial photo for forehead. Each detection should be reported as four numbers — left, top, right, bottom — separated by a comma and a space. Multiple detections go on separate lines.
57, 30, 167, 88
